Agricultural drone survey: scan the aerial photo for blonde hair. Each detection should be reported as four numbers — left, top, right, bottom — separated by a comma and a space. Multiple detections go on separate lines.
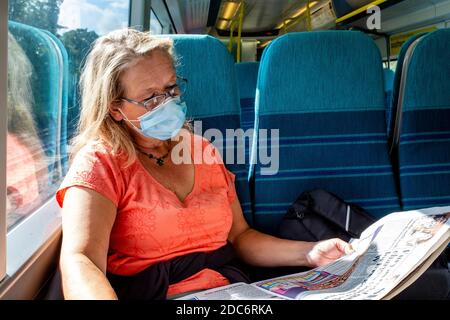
72, 28, 176, 166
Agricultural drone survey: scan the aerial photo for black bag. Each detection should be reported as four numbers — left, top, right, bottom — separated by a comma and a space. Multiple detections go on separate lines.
278, 189, 375, 242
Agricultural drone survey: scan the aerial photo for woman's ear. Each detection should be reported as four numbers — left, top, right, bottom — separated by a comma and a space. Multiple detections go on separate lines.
109, 101, 124, 122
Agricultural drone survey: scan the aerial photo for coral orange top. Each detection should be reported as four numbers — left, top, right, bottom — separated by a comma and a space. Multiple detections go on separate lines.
56, 134, 237, 297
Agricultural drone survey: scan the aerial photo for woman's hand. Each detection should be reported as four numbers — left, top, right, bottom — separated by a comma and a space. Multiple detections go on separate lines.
306, 238, 354, 267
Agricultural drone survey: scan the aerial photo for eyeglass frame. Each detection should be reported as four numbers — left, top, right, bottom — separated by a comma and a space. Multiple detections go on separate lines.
120, 76, 187, 112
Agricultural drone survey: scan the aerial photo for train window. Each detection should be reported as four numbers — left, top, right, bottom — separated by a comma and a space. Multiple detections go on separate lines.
6, 0, 129, 231
150, 9, 163, 35
7, 19, 59, 231
4, 0, 130, 277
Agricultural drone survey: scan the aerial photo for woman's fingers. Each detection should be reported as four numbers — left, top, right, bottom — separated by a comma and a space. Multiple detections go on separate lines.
333, 238, 354, 255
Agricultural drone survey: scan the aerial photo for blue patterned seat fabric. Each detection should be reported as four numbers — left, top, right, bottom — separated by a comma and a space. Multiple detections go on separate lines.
251, 31, 401, 234
394, 29, 450, 209
389, 32, 427, 146
235, 62, 259, 132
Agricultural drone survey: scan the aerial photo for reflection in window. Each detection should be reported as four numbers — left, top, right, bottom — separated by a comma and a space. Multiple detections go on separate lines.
7, 0, 130, 230
150, 9, 163, 35
7, 32, 49, 229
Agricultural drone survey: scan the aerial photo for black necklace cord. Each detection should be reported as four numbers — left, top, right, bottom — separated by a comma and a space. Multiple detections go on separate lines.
138, 141, 172, 166
145, 150, 170, 166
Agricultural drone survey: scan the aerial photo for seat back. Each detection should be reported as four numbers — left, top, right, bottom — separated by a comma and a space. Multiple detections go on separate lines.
252, 31, 400, 234
389, 32, 427, 146
235, 62, 259, 131
394, 29, 450, 209
169, 35, 253, 223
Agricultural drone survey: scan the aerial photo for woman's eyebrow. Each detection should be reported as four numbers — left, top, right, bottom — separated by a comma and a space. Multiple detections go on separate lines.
138, 78, 177, 99
166, 77, 177, 86
136, 89, 156, 100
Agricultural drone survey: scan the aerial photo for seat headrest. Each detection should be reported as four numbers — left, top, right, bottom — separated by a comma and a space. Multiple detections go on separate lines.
257, 31, 385, 115
402, 29, 450, 110
166, 35, 240, 119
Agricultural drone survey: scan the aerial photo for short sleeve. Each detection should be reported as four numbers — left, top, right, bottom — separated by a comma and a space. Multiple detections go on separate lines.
223, 166, 237, 204
56, 142, 123, 208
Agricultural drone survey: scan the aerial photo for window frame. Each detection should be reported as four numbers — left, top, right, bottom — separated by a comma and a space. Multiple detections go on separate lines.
6, 199, 61, 278
150, 8, 164, 35
0, 199, 61, 299
0, 0, 8, 284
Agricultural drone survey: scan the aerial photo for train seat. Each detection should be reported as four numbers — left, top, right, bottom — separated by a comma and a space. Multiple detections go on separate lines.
251, 31, 401, 234
392, 29, 450, 210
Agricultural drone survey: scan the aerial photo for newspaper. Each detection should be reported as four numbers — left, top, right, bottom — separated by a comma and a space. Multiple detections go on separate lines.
179, 206, 450, 300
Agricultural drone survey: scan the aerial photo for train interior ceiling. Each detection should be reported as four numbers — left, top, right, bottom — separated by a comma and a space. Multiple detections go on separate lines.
168, 0, 450, 61
1, 0, 450, 299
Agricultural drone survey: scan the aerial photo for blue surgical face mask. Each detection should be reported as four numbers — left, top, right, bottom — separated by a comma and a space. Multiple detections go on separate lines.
120, 96, 187, 141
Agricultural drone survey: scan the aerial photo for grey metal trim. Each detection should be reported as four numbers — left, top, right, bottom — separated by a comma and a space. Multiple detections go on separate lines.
129, 0, 148, 31
128, 0, 133, 27
389, 36, 424, 155
143, 0, 153, 31
0, 0, 8, 283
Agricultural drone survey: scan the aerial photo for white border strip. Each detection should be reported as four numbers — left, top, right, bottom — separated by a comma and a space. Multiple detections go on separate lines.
6, 198, 61, 276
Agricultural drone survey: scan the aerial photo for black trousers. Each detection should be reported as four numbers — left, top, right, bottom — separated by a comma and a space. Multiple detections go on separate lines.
43, 242, 250, 300
106, 242, 250, 300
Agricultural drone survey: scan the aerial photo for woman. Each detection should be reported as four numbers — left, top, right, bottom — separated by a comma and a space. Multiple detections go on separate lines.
57, 28, 353, 300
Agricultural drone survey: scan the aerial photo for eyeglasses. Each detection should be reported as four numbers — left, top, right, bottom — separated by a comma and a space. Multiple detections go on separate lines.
121, 76, 187, 112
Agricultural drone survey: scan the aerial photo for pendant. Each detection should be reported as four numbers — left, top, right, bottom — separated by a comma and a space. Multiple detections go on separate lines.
156, 158, 165, 166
